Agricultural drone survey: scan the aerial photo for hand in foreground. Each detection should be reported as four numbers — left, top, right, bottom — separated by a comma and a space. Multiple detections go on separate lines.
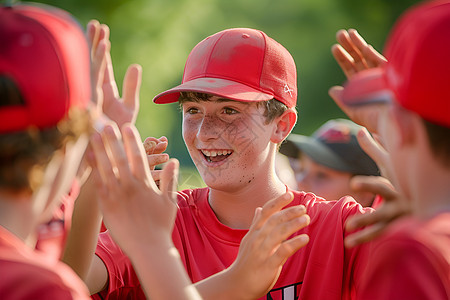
91, 124, 202, 300
344, 127, 410, 247
345, 175, 411, 248
90, 124, 179, 253
197, 192, 310, 300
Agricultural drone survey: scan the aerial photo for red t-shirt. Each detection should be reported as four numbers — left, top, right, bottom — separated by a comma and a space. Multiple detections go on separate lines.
359, 212, 450, 299
94, 188, 372, 300
0, 225, 90, 299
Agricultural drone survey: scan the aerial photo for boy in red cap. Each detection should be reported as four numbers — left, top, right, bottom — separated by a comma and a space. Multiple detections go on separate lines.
86, 27, 374, 300
330, 0, 450, 298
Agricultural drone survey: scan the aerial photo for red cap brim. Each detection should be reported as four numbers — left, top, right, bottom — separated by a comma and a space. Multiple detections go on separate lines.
342, 68, 395, 106
153, 77, 274, 104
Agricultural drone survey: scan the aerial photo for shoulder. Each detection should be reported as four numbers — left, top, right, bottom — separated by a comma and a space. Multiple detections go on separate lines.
0, 258, 89, 299
176, 187, 209, 208
291, 189, 371, 221
372, 214, 450, 264
360, 214, 450, 299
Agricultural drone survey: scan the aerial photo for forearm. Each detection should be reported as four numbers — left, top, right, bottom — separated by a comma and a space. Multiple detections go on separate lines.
127, 238, 202, 300
62, 172, 102, 281
195, 267, 246, 300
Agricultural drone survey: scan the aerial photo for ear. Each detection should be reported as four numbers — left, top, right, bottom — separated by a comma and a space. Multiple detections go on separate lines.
389, 104, 419, 148
271, 109, 297, 143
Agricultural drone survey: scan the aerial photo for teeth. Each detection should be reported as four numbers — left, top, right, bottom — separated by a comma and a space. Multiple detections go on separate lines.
202, 149, 232, 157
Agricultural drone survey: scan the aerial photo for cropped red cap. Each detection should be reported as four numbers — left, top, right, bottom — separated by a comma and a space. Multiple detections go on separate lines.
342, 0, 450, 128
0, 3, 91, 133
153, 28, 298, 108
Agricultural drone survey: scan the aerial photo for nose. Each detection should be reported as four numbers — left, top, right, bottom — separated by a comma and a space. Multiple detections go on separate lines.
197, 115, 222, 142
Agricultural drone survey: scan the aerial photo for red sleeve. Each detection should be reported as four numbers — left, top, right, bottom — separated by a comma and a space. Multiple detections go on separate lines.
94, 231, 145, 299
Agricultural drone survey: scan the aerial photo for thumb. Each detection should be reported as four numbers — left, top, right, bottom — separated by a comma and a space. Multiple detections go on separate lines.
159, 159, 179, 204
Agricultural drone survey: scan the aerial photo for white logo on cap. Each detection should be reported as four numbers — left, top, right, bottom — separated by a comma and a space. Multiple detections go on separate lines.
284, 84, 293, 97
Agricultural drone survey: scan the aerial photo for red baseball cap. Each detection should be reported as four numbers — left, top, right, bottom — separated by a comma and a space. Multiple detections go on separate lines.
153, 28, 297, 108
341, 0, 450, 128
0, 3, 91, 133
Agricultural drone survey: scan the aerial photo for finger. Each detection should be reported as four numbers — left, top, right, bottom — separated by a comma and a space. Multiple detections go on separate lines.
153, 142, 168, 154
150, 170, 163, 182
147, 153, 170, 170
270, 234, 309, 266
159, 159, 180, 204
121, 64, 142, 124
90, 131, 117, 187
103, 125, 133, 181
121, 124, 152, 182
91, 23, 108, 62
328, 86, 356, 122
144, 139, 157, 154
331, 44, 356, 78
344, 222, 385, 248
345, 203, 401, 232
251, 207, 263, 225
90, 166, 110, 208
336, 29, 368, 72
87, 20, 100, 57
350, 176, 397, 199
348, 29, 387, 68
356, 128, 394, 179
143, 136, 169, 154
356, 128, 387, 166
260, 212, 310, 252
365, 45, 387, 68
250, 192, 295, 231
91, 39, 109, 110
102, 37, 120, 102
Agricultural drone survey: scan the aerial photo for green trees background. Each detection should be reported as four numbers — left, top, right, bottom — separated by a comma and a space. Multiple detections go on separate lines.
29, 0, 419, 187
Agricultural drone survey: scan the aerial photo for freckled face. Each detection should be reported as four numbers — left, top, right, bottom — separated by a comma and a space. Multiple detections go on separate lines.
182, 98, 275, 191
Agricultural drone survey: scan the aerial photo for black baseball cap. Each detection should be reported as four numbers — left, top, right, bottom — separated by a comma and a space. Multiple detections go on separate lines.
280, 119, 379, 176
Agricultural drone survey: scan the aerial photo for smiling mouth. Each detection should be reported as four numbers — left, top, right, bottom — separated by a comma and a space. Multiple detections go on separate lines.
201, 149, 233, 163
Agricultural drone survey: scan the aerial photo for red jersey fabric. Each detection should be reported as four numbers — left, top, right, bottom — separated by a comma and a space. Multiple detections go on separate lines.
94, 188, 372, 300
359, 212, 450, 299
0, 225, 90, 299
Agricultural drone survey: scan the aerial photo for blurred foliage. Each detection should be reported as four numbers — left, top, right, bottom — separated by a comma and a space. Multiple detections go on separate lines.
17, 0, 420, 187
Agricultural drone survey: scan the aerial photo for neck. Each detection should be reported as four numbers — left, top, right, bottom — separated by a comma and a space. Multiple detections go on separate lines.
408, 154, 450, 219
208, 172, 287, 229
0, 190, 36, 243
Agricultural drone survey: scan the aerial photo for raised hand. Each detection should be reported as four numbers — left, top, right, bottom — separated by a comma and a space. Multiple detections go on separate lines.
87, 20, 141, 127
90, 123, 203, 300
90, 124, 178, 251
196, 192, 310, 300
329, 29, 388, 133
144, 136, 170, 183
332, 29, 387, 79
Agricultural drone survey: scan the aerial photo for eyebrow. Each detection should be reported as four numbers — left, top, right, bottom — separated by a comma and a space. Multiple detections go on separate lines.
215, 98, 241, 103
182, 98, 245, 104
